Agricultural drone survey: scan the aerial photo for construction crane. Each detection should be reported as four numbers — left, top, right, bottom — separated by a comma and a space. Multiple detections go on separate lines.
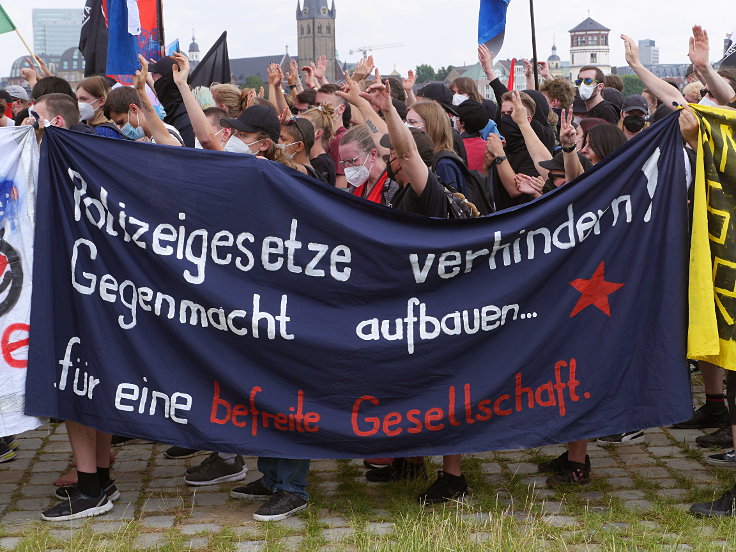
349, 43, 403, 58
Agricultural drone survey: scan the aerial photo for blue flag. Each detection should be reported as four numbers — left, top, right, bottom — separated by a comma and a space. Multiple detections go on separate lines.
166, 39, 179, 56
26, 114, 692, 459
105, 0, 138, 76
479, 0, 510, 55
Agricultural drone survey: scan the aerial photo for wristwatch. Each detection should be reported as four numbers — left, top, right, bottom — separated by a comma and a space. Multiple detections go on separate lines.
561, 145, 576, 153
494, 155, 508, 165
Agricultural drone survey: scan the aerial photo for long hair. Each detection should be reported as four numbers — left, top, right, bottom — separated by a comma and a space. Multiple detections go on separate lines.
210, 83, 242, 117
411, 101, 453, 154
585, 124, 627, 161
78, 76, 112, 101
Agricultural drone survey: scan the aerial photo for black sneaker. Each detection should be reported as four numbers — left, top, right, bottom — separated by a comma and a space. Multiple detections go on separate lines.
184, 453, 247, 486
2, 436, 19, 450
672, 404, 729, 429
689, 485, 736, 517
54, 480, 120, 502
366, 458, 427, 482
596, 430, 645, 446
545, 460, 591, 487
164, 446, 202, 459
418, 471, 468, 505
41, 489, 113, 521
252, 491, 307, 522
696, 426, 733, 448
537, 452, 591, 473
0, 439, 15, 463
230, 477, 277, 500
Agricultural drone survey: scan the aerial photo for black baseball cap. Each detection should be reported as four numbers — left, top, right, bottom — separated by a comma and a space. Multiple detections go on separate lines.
622, 94, 648, 115
221, 105, 280, 142
149, 56, 175, 76
455, 99, 490, 134
380, 128, 436, 167
416, 83, 458, 116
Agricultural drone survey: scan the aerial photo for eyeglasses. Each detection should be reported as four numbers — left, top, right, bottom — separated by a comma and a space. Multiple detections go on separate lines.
284, 116, 305, 144
339, 152, 368, 168
575, 78, 598, 86
700, 88, 711, 98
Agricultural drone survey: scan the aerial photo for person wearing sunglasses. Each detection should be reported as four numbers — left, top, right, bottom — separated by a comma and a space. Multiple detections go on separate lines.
575, 66, 619, 124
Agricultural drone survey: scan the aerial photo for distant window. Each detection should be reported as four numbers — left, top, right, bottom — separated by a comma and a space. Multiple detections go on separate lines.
317, 24, 322, 34
326, 24, 331, 34
590, 53, 597, 63
602, 35, 608, 46
300, 25, 304, 36
307, 24, 311, 34
589, 35, 598, 45
302, 8, 308, 14
321, 7, 328, 14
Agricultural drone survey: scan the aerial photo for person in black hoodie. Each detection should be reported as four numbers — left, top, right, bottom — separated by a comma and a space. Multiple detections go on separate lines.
149, 56, 195, 147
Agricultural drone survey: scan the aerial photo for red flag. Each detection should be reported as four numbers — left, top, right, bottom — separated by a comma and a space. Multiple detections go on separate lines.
507, 58, 516, 90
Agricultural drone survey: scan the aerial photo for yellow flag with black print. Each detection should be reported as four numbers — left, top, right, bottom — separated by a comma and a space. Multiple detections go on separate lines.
688, 104, 736, 369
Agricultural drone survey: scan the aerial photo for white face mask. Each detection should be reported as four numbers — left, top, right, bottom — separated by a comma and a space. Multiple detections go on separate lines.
452, 93, 468, 106
344, 154, 373, 187
78, 101, 96, 122
278, 141, 299, 159
578, 83, 597, 101
225, 136, 255, 155
699, 96, 718, 107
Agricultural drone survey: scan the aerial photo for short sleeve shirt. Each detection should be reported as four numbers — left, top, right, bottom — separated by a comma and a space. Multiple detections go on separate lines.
391, 171, 448, 218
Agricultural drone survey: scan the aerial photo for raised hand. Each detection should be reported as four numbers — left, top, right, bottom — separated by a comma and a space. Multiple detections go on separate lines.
335, 70, 364, 106
522, 58, 533, 78
267, 62, 283, 86
361, 69, 392, 112
478, 44, 495, 79
134, 54, 149, 92
537, 61, 552, 80
689, 25, 710, 71
559, 108, 576, 148
352, 56, 371, 83
402, 69, 416, 91
485, 133, 505, 159
314, 55, 327, 80
245, 88, 256, 109
301, 64, 317, 89
510, 90, 529, 126
171, 53, 190, 87
621, 34, 642, 68
288, 59, 300, 86
35, 55, 53, 77
278, 106, 290, 125
258, 86, 265, 98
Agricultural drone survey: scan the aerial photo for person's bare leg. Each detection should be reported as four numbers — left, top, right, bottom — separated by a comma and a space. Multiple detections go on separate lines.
442, 454, 461, 476
95, 431, 112, 469
66, 422, 97, 473
702, 361, 725, 395
567, 440, 587, 463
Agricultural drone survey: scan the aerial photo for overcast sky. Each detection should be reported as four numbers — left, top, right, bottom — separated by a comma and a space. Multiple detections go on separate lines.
1, 1, 731, 78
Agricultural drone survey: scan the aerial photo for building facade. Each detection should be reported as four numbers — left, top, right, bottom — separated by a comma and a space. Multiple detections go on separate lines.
188, 33, 200, 70
639, 39, 660, 66
568, 17, 611, 77
296, 0, 337, 81
32, 9, 83, 57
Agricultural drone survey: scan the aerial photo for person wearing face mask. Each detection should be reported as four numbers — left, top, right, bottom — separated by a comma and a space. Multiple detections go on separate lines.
301, 105, 337, 186
280, 116, 326, 182
104, 86, 183, 146
338, 125, 396, 204
454, 99, 491, 171
575, 66, 619, 124
619, 95, 649, 140
76, 76, 125, 139
147, 55, 195, 147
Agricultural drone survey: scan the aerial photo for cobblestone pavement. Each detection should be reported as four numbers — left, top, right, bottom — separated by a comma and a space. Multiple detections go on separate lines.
1, 390, 735, 551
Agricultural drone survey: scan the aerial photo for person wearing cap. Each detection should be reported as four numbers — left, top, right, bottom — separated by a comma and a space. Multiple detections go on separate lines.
415, 82, 468, 165
454, 99, 491, 172
619, 94, 649, 140
4, 85, 30, 124
148, 55, 195, 147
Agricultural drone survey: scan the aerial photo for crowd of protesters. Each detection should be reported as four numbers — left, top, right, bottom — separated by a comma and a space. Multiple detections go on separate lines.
2, 23, 736, 523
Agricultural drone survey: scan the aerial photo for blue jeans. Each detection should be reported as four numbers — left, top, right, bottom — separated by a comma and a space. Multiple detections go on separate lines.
257, 457, 310, 501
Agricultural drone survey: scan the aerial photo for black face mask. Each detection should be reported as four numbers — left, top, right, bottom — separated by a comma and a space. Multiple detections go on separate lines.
622, 115, 646, 133
386, 161, 402, 182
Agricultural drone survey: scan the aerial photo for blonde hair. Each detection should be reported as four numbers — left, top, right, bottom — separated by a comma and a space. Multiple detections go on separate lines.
411, 101, 453, 154
252, 130, 299, 169
192, 86, 215, 109
210, 83, 241, 117
682, 81, 703, 102
302, 104, 335, 148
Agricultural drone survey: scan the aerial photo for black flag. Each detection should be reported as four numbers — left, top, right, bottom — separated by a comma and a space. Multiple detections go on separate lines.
719, 29, 736, 69
79, 0, 109, 77
189, 31, 230, 88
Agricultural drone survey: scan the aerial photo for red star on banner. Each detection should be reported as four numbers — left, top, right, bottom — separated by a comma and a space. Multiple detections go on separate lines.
569, 261, 624, 318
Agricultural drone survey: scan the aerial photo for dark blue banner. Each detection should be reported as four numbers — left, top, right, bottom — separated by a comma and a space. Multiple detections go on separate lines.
26, 114, 691, 459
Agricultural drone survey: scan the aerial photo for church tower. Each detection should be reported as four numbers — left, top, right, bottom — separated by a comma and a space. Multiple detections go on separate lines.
296, 0, 337, 81
188, 31, 200, 70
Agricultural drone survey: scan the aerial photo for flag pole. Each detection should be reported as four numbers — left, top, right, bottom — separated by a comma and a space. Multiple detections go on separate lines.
14, 27, 44, 74
529, 0, 539, 89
